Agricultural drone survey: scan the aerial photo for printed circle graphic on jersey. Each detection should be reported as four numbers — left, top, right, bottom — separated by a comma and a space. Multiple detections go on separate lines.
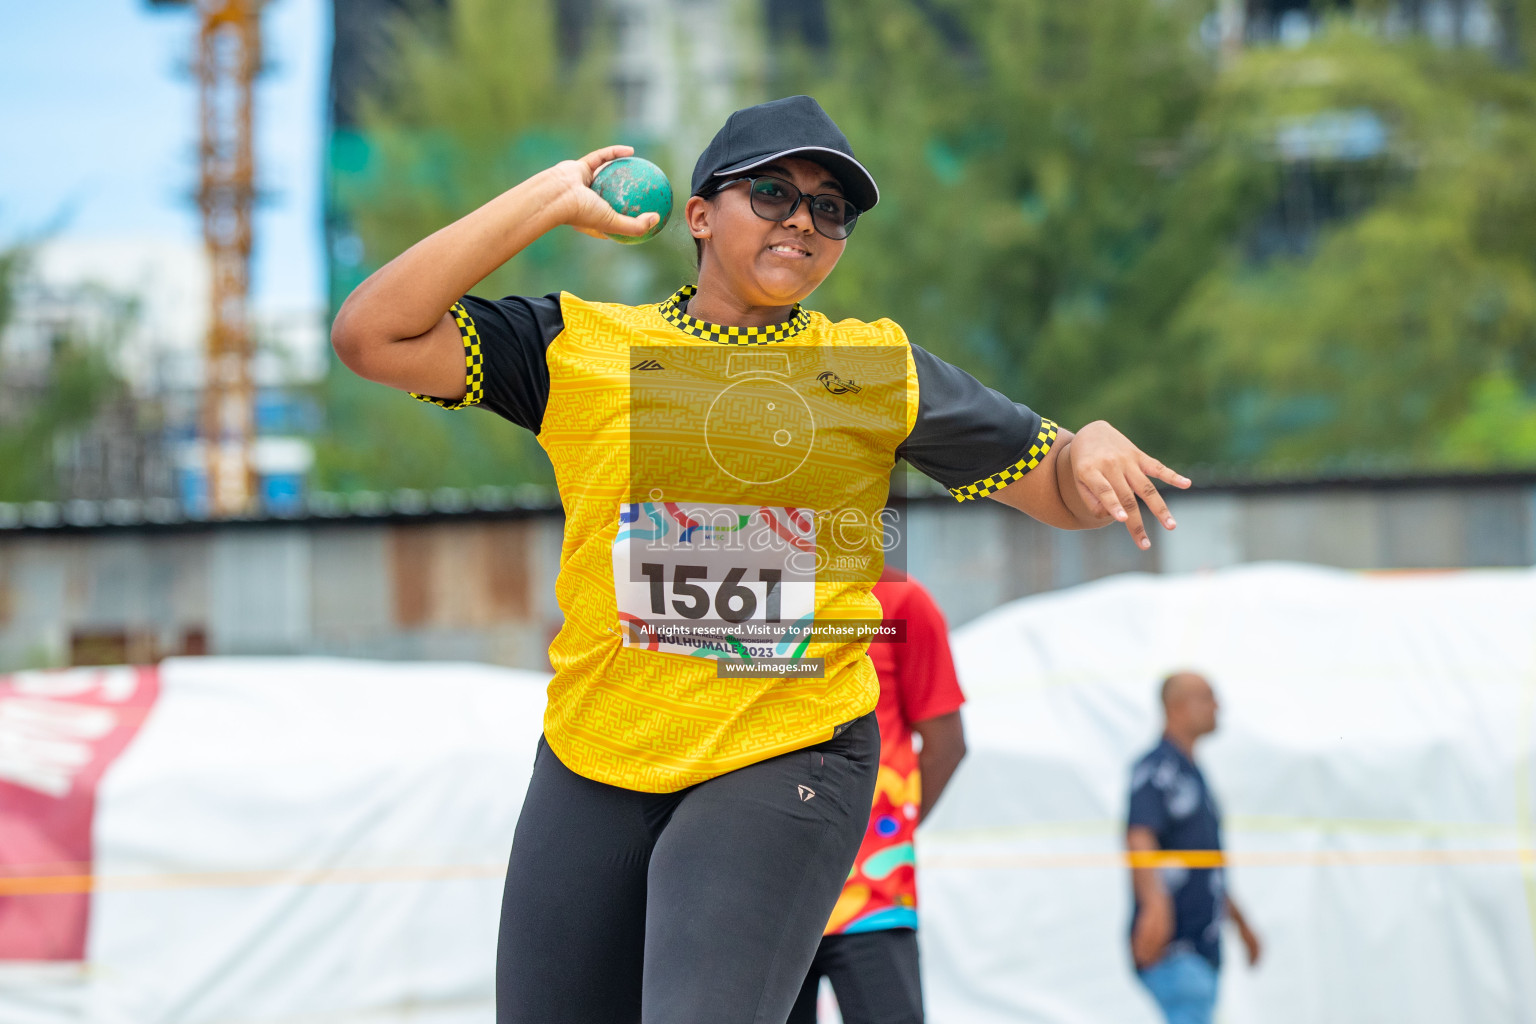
704, 378, 815, 485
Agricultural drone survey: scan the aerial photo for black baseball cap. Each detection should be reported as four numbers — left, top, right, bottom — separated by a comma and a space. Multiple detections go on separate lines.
690, 96, 880, 212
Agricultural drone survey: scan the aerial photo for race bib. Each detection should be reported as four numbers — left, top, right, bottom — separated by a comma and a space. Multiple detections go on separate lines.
613, 501, 816, 659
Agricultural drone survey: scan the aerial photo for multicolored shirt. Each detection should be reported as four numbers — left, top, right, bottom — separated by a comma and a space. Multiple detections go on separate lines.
824, 573, 966, 934
415, 286, 1050, 793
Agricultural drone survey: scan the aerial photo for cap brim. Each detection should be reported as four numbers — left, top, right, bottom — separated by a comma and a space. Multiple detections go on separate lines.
713, 146, 879, 212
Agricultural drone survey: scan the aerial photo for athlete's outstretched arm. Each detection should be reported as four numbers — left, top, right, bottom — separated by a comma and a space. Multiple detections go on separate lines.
989, 422, 1190, 550
330, 145, 659, 400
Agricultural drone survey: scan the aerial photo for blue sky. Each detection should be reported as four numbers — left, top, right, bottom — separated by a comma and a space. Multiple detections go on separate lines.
0, 0, 329, 313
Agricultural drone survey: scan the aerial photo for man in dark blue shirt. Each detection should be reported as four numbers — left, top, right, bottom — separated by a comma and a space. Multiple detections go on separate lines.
1127, 672, 1261, 1024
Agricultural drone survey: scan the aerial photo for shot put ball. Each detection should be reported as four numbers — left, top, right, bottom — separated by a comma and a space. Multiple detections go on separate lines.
590, 156, 673, 244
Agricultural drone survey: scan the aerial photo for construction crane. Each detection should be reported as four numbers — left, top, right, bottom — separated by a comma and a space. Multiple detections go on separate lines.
149, 0, 264, 516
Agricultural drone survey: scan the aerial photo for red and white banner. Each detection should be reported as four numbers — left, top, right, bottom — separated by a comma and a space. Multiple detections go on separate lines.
2, 656, 549, 1024
0, 666, 160, 961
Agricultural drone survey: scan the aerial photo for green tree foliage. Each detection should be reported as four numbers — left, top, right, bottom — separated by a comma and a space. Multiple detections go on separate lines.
317, 0, 676, 493
787, 1, 1536, 474
0, 342, 124, 503
782, 0, 1226, 463
1174, 23, 1536, 472
324, 0, 1536, 487
1439, 369, 1536, 467
339, 0, 630, 301
0, 243, 22, 336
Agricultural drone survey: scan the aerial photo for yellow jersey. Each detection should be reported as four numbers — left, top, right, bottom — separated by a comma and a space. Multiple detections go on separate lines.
414, 286, 1055, 791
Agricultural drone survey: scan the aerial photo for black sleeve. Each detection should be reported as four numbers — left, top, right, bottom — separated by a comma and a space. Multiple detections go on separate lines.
409, 292, 565, 433
895, 343, 1059, 501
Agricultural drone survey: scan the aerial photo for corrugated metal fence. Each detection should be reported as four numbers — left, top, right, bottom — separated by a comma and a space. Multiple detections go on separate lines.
2, 474, 1533, 672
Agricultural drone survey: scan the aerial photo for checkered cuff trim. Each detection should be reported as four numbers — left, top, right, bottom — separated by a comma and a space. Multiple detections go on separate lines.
410, 302, 484, 410
659, 285, 811, 345
949, 419, 1060, 501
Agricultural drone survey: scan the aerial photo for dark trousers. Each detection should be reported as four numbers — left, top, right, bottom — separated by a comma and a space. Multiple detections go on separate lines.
496, 713, 879, 1024
786, 928, 925, 1024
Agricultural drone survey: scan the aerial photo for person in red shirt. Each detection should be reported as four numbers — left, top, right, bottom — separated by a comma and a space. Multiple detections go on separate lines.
786, 570, 968, 1024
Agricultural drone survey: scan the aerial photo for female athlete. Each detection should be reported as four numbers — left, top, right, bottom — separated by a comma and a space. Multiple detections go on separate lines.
332, 95, 1189, 1024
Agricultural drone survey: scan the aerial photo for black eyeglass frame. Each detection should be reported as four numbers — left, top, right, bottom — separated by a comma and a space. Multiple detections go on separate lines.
709, 175, 862, 240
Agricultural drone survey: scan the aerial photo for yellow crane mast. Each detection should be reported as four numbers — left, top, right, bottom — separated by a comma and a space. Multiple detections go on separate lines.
152, 0, 265, 516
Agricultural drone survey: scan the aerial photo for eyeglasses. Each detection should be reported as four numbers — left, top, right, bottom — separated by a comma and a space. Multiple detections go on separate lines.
712, 175, 861, 240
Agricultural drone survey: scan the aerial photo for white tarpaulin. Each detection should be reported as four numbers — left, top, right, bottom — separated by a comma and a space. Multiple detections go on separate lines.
922, 562, 1536, 1024
1, 657, 549, 1024
4, 563, 1536, 1022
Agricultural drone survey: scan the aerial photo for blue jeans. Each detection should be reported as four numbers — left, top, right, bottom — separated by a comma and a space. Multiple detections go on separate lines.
1138, 949, 1218, 1024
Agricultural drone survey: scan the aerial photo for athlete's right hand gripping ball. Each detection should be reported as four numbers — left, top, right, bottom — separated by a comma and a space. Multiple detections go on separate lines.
590, 157, 673, 244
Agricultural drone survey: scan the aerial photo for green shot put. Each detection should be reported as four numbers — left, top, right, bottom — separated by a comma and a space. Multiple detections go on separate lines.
590, 156, 673, 244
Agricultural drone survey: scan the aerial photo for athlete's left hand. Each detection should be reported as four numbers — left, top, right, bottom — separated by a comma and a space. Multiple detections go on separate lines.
1063, 421, 1190, 550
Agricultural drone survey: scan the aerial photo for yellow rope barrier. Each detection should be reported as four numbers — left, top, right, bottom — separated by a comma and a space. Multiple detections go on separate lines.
0, 863, 505, 897
6, 848, 1536, 897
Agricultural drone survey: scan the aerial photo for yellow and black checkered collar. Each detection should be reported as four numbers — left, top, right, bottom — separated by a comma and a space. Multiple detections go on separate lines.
658, 285, 812, 345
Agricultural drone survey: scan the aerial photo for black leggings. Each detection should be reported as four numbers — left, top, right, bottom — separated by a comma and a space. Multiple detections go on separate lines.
496, 712, 879, 1024
787, 929, 925, 1024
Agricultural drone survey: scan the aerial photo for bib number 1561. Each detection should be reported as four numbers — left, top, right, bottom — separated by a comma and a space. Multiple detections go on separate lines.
613, 501, 815, 658
639, 564, 782, 623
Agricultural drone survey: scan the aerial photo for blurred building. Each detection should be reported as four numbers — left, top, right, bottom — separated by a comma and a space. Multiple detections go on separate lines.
1235, 0, 1509, 260
2, 472, 1534, 671
1, 256, 177, 507
1242, 0, 1505, 49
10, 239, 208, 395
0, 239, 322, 514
